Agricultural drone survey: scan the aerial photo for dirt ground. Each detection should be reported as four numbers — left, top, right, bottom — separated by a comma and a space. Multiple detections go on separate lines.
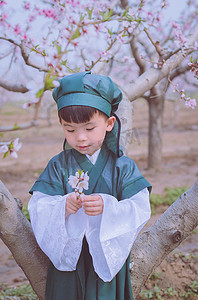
0, 99, 198, 297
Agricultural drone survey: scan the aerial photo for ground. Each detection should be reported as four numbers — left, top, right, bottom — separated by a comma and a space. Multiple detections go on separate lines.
0, 98, 198, 298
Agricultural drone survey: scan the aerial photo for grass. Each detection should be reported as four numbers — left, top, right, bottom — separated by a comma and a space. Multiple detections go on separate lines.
150, 186, 188, 215
140, 280, 198, 299
0, 283, 38, 300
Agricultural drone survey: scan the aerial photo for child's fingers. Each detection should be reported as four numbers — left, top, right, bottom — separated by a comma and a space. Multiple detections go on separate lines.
82, 195, 103, 215
82, 195, 102, 204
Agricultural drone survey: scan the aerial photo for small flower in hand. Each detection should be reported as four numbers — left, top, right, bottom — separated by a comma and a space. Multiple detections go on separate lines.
68, 169, 89, 199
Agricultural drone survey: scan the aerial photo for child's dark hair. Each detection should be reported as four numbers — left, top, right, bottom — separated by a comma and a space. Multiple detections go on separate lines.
58, 105, 108, 123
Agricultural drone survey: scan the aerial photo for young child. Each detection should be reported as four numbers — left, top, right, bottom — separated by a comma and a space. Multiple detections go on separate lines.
28, 71, 151, 300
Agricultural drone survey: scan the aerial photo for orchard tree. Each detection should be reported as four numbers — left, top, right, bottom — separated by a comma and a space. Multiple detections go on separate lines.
0, 0, 197, 165
0, 0, 198, 299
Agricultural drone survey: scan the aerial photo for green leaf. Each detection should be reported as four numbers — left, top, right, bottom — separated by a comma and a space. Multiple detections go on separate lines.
56, 45, 62, 55
13, 123, 20, 130
78, 169, 84, 177
99, 9, 113, 21
3, 151, 9, 159
9, 141, 14, 149
60, 59, 68, 66
122, 8, 129, 18
79, 13, 85, 23
36, 88, 45, 98
86, 7, 93, 19
30, 44, 39, 53
107, 28, 113, 36
41, 49, 46, 56
71, 28, 81, 40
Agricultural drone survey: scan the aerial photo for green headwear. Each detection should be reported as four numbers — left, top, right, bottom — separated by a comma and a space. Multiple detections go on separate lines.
52, 71, 123, 156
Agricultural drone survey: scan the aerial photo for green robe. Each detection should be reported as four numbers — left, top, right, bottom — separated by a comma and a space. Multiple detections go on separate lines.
30, 144, 151, 300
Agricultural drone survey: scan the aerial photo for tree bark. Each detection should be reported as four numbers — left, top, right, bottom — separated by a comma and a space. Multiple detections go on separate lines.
147, 88, 165, 170
125, 24, 198, 101
130, 179, 198, 297
0, 180, 48, 300
0, 179, 198, 299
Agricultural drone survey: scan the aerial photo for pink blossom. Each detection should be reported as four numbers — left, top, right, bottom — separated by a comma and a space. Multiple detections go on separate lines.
13, 24, 22, 35
22, 102, 32, 109
29, 15, 36, 22
0, 145, 8, 153
185, 98, 197, 109
23, 33, 28, 40
52, 80, 60, 88
13, 138, 22, 152
0, 1, 6, 7
42, 8, 56, 19
193, 42, 198, 50
24, 2, 31, 10
172, 22, 180, 29
117, 34, 125, 43
1, 13, 7, 20
10, 150, 18, 158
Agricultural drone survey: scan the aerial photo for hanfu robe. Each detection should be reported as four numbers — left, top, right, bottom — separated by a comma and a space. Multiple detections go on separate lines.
28, 143, 151, 300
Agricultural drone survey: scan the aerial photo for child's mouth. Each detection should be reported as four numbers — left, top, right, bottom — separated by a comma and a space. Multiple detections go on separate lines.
78, 146, 88, 150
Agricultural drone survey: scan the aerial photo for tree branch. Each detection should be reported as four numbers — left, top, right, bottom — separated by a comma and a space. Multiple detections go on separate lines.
125, 24, 198, 101
130, 31, 146, 75
120, 0, 128, 9
0, 180, 49, 300
131, 180, 198, 297
0, 121, 39, 132
0, 37, 49, 73
0, 80, 29, 93
20, 41, 49, 72
0, 179, 198, 299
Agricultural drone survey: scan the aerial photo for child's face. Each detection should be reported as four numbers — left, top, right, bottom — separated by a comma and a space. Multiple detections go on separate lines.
60, 112, 115, 156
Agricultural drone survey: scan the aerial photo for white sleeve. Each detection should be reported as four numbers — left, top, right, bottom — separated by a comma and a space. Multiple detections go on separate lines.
86, 188, 151, 282
28, 191, 87, 271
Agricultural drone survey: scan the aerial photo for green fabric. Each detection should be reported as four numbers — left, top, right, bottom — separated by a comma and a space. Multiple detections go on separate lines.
52, 71, 122, 117
52, 71, 123, 157
29, 146, 152, 299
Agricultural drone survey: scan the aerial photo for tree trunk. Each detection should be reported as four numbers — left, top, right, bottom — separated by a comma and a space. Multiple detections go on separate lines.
147, 88, 165, 170
131, 179, 198, 296
0, 180, 49, 300
0, 179, 198, 299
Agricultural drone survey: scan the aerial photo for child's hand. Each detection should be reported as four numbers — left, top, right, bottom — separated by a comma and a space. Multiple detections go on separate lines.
82, 195, 103, 216
66, 192, 82, 215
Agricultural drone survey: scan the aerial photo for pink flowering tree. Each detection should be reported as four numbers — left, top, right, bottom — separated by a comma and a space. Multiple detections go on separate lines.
0, 0, 197, 168
0, 1, 198, 298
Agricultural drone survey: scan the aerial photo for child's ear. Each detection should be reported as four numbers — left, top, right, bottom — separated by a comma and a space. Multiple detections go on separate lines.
106, 116, 116, 132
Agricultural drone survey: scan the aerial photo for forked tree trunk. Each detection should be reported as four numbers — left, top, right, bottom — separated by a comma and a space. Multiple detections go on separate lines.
147, 88, 165, 170
0, 180, 198, 299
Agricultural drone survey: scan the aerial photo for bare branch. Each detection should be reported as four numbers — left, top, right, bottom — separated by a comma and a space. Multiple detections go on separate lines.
0, 121, 39, 132
0, 80, 29, 93
169, 64, 191, 81
120, 0, 128, 9
125, 24, 198, 101
0, 37, 49, 73
0, 48, 13, 59
130, 31, 146, 75
144, 28, 172, 60
20, 41, 49, 72
0, 36, 20, 47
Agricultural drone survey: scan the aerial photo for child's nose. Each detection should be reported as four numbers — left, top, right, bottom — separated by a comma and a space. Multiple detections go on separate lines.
76, 132, 87, 141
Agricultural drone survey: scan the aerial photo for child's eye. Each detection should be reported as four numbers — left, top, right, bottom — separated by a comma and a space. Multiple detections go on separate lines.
86, 127, 95, 131
67, 129, 74, 133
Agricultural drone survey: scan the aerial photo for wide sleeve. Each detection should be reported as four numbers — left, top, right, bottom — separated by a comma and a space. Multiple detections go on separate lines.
29, 152, 68, 196
28, 191, 87, 271
86, 188, 151, 282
